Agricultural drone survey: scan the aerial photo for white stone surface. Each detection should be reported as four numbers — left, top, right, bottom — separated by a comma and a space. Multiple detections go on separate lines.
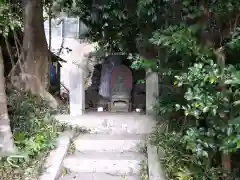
147, 139, 166, 180
50, 113, 166, 180
45, 17, 98, 92
74, 134, 146, 152
146, 71, 159, 114
63, 151, 146, 175
59, 172, 140, 180
40, 131, 72, 180
69, 65, 85, 116
97, 107, 104, 112
55, 113, 156, 134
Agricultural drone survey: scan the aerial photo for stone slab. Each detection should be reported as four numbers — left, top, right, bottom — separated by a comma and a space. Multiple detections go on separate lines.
63, 151, 146, 175
40, 131, 73, 180
55, 112, 156, 134
59, 172, 140, 180
74, 134, 147, 152
146, 71, 159, 114
69, 65, 85, 116
147, 138, 166, 180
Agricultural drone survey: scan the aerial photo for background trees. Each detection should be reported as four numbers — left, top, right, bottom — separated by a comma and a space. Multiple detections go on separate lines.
0, 1, 60, 178
0, 0, 239, 179
54, 0, 240, 179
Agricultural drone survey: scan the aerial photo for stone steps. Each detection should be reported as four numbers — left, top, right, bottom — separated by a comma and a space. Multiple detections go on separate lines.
56, 113, 153, 180
63, 151, 146, 175
55, 112, 156, 134
59, 172, 140, 180
74, 134, 147, 152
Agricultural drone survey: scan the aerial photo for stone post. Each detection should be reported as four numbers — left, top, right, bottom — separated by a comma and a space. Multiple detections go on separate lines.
146, 70, 159, 114
69, 65, 85, 116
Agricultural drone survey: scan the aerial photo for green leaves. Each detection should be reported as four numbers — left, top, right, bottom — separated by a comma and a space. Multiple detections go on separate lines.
150, 129, 230, 180
229, 116, 240, 125
208, 0, 240, 18
0, 88, 63, 179
150, 26, 213, 61
0, 1, 22, 35
6, 89, 61, 161
225, 69, 240, 85
131, 55, 158, 71
137, 0, 156, 22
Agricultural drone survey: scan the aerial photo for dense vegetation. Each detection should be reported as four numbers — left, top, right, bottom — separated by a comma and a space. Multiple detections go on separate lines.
0, 0, 240, 179
0, 0, 63, 178
55, 0, 240, 179
0, 89, 62, 180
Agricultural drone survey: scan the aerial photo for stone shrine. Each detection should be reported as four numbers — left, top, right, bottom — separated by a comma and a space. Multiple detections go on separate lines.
83, 55, 156, 113
108, 65, 133, 112
99, 55, 122, 99
85, 55, 145, 112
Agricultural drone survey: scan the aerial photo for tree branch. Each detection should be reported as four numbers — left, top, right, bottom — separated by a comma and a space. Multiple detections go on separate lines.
4, 35, 15, 68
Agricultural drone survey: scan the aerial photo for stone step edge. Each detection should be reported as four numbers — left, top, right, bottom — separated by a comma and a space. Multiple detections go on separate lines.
73, 134, 147, 152
73, 134, 147, 140
55, 114, 156, 135
63, 151, 147, 160
147, 138, 167, 180
59, 172, 140, 180
63, 152, 147, 175
40, 131, 73, 180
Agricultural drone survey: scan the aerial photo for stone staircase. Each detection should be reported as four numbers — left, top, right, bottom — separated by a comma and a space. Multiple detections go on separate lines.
56, 112, 156, 180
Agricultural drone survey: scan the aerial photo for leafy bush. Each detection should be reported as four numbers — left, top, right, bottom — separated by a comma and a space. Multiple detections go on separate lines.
150, 129, 234, 180
139, 23, 240, 180
0, 89, 63, 180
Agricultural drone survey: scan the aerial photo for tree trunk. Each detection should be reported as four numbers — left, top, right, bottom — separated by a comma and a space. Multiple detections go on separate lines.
215, 47, 232, 177
0, 46, 16, 156
11, 0, 58, 108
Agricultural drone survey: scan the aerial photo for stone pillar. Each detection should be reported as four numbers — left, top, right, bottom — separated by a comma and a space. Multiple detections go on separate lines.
146, 70, 159, 114
69, 65, 85, 116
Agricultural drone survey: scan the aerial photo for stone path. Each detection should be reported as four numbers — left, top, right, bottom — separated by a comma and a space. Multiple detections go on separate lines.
56, 112, 156, 180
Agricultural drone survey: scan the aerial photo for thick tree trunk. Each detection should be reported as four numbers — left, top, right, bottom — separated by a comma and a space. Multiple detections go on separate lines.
22, 0, 49, 90
0, 46, 16, 156
11, 0, 58, 108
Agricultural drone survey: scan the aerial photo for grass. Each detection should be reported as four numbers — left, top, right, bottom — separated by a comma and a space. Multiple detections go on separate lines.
137, 143, 149, 180
0, 89, 63, 180
67, 141, 76, 155
139, 160, 149, 180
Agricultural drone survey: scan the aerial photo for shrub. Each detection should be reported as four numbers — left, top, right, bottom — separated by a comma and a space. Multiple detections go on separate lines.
150, 129, 234, 180
0, 89, 63, 180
